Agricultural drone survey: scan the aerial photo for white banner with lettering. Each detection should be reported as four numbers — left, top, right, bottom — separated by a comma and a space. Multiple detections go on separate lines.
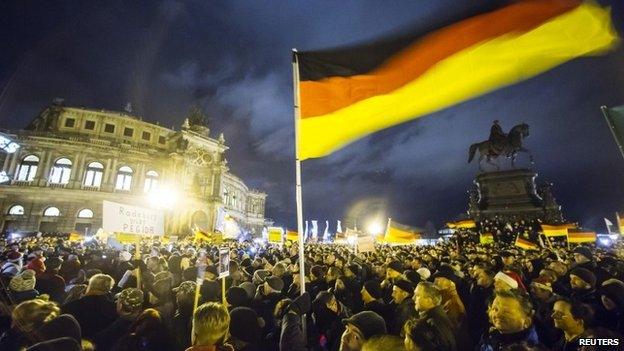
103, 201, 164, 236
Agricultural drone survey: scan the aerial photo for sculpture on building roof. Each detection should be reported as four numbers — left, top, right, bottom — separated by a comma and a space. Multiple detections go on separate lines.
188, 105, 208, 127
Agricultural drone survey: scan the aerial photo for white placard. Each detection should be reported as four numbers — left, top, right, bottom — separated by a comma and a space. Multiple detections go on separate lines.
103, 200, 164, 236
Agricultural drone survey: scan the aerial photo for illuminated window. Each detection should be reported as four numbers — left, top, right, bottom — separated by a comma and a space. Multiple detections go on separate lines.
84, 161, 104, 187
144, 170, 159, 192
77, 208, 94, 218
115, 166, 133, 190
49, 158, 72, 184
16, 155, 39, 181
43, 207, 61, 217
8, 205, 24, 215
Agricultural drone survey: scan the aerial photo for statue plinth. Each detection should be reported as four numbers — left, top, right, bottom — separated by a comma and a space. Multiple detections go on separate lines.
468, 169, 562, 222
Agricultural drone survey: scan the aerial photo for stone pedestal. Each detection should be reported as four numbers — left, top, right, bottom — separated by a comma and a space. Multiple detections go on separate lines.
468, 169, 562, 222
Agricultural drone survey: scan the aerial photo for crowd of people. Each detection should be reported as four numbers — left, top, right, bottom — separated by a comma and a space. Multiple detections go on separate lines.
1, 231, 624, 351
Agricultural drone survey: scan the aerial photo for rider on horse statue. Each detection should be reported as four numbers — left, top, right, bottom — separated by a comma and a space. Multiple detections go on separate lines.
489, 120, 507, 154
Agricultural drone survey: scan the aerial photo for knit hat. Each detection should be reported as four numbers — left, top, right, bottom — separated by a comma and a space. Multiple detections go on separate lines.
6, 250, 22, 262
494, 271, 519, 289
10, 269, 36, 292
417, 268, 431, 280
600, 279, 624, 309
173, 281, 197, 296
573, 246, 593, 261
346, 264, 360, 276
403, 270, 421, 285
363, 280, 382, 299
266, 276, 284, 292
530, 277, 553, 292
239, 282, 256, 299
35, 314, 81, 345
394, 279, 414, 295
342, 311, 387, 340
45, 257, 63, 271
570, 267, 597, 288
226, 287, 249, 307
116, 288, 144, 310
229, 307, 262, 344
311, 265, 326, 278
253, 269, 271, 285
387, 261, 403, 273
289, 291, 311, 316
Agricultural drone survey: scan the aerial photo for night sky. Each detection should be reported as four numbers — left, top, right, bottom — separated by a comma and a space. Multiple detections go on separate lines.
1, 0, 624, 233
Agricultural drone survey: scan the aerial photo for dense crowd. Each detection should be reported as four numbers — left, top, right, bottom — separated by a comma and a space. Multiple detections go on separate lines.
1, 233, 624, 351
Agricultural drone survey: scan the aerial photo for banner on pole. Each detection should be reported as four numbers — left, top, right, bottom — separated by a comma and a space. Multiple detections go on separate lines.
358, 235, 375, 253
103, 201, 164, 236
218, 248, 230, 279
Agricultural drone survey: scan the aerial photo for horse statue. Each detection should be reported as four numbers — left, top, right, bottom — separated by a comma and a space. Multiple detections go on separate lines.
468, 122, 533, 171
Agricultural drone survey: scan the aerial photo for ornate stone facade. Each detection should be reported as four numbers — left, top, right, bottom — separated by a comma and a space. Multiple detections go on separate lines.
0, 102, 268, 237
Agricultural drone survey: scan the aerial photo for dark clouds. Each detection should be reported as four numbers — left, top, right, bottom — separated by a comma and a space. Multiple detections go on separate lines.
1, 0, 624, 231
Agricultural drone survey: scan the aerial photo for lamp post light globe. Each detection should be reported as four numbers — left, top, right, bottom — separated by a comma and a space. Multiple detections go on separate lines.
366, 222, 384, 236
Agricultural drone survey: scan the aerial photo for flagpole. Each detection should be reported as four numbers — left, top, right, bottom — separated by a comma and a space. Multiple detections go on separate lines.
617, 212, 622, 236
292, 49, 306, 295
601, 106, 624, 160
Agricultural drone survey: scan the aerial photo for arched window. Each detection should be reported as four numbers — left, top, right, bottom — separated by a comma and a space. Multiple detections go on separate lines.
16, 155, 39, 181
43, 206, 61, 217
84, 161, 104, 187
49, 158, 72, 184
115, 166, 133, 191
143, 170, 159, 193
8, 205, 24, 215
77, 208, 94, 219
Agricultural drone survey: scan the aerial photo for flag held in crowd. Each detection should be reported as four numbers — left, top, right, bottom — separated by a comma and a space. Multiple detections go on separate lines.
602, 105, 624, 160
383, 219, 421, 244
295, 0, 619, 160
540, 223, 576, 237
447, 219, 476, 229
567, 228, 597, 243
605, 218, 619, 235
515, 235, 539, 250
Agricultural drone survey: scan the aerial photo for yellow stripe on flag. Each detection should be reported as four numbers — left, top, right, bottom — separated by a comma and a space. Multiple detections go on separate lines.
448, 219, 476, 229
286, 230, 299, 242
480, 233, 494, 244
567, 230, 596, 243
515, 236, 538, 250
298, 3, 618, 160
541, 223, 576, 237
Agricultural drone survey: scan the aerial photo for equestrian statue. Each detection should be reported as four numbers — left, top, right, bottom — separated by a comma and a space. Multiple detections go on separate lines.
468, 120, 534, 171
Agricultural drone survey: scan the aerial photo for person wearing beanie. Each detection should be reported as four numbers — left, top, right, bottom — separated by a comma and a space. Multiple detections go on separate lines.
171, 281, 197, 350
59, 254, 81, 283
572, 246, 610, 285
309, 265, 329, 299
360, 280, 387, 323
92, 288, 144, 350
339, 311, 387, 351
253, 275, 285, 339
312, 291, 352, 351
229, 307, 262, 351
26, 248, 46, 276
529, 277, 559, 349
226, 286, 250, 311
403, 270, 421, 285
388, 279, 415, 335
1, 250, 23, 277
9, 269, 40, 303
381, 261, 403, 303
494, 271, 526, 293
35, 256, 66, 303
278, 292, 312, 351
600, 279, 624, 334
468, 264, 495, 344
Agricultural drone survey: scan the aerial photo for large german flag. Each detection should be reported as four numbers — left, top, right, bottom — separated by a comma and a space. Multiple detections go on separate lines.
541, 223, 577, 237
567, 229, 597, 243
295, 0, 618, 160
384, 219, 421, 244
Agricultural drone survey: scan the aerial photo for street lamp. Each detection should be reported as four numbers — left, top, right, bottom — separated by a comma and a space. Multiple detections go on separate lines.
366, 221, 384, 236
146, 186, 180, 210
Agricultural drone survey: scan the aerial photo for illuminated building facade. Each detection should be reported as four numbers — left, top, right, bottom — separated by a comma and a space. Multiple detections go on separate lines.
0, 102, 268, 237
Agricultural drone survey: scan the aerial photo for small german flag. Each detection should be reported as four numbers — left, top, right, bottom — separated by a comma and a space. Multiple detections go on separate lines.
567, 229, 596, 243
448, 219, 477, 229
515, 236, 539, 250
295, 0, 618, 160
541, 223, 576, 237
